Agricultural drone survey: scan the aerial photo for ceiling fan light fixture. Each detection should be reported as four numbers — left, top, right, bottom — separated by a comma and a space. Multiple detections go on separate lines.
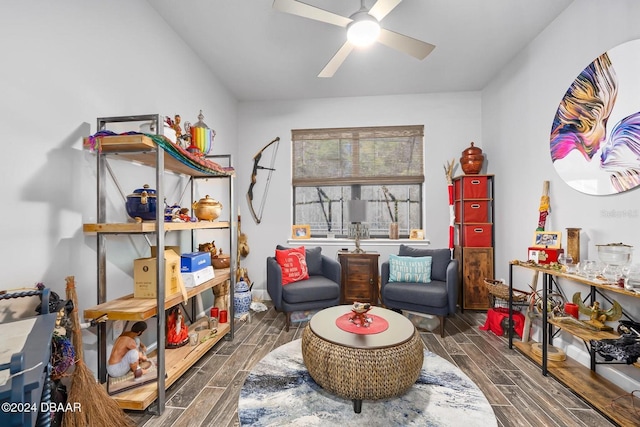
346, 12, 380, 47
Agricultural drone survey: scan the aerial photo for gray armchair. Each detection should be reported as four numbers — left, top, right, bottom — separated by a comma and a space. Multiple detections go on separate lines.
380, 245, 458, 337
267, 246, 341, 331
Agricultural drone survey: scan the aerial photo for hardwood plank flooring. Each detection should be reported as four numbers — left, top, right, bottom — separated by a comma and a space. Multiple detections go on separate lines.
126, 306, 619, 427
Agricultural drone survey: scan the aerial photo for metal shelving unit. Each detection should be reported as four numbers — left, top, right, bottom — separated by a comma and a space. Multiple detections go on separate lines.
83, 114, 236, 413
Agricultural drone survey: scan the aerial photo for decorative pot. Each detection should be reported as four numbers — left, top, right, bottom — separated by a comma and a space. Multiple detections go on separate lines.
460, 142, 484, 174
192, 195, 223, 221
211, 254, 230, 269
126, 184, 157, 221
234, 278, 252, 317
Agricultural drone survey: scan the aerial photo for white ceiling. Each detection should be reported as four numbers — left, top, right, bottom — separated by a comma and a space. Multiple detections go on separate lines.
148, 0, 573, 102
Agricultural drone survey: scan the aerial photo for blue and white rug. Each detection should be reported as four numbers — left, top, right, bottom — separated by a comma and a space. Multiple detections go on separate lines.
239, 339, 497, 426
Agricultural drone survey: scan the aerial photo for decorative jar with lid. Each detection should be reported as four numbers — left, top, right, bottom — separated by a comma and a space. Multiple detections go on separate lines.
126, 184, 157, 221
460, 142, 485, 174
185, 110, 215, 155
234, 278, 252, 318
192, 195, 223, 221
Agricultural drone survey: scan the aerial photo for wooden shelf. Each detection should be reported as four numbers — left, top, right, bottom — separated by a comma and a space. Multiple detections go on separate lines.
83, 221, 230, 234
83, 269, 230, 321
510, 261, 640, 300
86, 134, 231, 178
111, 321, 231, 410
514, 341, 639, 427
548, 317, 620, 342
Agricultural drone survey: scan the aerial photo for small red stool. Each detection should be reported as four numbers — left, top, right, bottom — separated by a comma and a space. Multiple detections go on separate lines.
479, 307, 526, 338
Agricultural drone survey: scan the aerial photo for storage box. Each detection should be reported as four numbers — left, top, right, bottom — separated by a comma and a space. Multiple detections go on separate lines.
455, 200, 490, 223
134, 249, 187, 300
181, 266, 215, 288
460, 224, 492, 247
151, 245, 181, 258
454, 176, 489, 200
528, 247, 564, 264
180, 251, 212, 272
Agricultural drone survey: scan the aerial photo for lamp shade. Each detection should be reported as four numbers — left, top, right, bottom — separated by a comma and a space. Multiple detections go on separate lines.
348, 200, 367, 223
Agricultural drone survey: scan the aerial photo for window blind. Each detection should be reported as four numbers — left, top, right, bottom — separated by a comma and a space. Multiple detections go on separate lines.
292, 125, 424, 187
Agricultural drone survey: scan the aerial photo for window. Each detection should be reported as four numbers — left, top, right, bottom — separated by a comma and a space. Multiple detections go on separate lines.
292, 125, 424, 238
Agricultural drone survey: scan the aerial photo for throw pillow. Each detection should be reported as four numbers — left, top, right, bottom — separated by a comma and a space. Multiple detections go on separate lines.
398, 245, 450, 282
388, 254, 432, 284
275, 246, 310, 285
276, 245, 323, 276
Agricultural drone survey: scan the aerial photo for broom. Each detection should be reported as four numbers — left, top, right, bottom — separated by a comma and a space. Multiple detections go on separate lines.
63, 276, 136, 427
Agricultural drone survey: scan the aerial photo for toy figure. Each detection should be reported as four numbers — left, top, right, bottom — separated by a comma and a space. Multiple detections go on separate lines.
107, 321, 149, 378
166, 307, 189, 348
173, 114, 182, 140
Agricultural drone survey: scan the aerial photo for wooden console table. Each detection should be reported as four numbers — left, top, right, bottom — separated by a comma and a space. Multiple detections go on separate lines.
508, 262, 639, 426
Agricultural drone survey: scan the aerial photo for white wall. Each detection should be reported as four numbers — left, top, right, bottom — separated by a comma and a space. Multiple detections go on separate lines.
482, 0, 640, 391
0, 0, 238, 370
237, 92, 482, 299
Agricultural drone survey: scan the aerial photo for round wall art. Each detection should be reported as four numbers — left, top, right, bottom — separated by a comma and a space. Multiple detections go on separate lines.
550, 38, 640, 195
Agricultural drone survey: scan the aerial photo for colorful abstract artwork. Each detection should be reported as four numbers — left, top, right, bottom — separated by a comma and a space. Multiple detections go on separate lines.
551, 39, 640, 195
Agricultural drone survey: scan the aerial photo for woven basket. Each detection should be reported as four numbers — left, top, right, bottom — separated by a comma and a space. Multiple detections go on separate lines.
484, 279, 530, 302
301, 326, 423, 401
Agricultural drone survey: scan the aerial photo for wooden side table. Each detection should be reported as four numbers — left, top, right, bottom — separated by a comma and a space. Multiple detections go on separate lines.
338, 252, 379, 305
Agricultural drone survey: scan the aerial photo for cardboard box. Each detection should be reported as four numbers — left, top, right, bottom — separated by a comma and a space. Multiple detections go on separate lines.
134, 249, 187, 301
180, 251, 212, 272
528, 247, 564, 264
151, 246, 181, 258
181, 266, 215, 288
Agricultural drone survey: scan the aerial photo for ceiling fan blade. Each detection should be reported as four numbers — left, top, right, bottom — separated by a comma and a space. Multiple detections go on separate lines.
318, 42, 355, 78
368, 0, 403, 21
378, 28, 435, 60
273, 0, 351, 28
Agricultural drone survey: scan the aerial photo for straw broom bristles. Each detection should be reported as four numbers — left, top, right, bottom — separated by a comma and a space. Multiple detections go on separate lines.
63, 276, 135, 427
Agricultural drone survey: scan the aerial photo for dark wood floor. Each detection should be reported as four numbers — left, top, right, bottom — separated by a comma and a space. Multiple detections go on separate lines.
126, 305, 617, 427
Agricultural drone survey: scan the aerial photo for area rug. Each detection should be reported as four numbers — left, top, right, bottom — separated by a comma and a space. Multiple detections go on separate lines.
238, 339, 497, 426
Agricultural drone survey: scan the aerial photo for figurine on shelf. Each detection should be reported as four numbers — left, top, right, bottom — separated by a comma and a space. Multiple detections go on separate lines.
172, 114, 183, 140
573, 292, 622, 331
166, 307, 189, 348
107, 321, 149, 378
177, 207, 192, 222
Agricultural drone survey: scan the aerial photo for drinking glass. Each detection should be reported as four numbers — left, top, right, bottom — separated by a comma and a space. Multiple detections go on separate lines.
583, 260, 598, 279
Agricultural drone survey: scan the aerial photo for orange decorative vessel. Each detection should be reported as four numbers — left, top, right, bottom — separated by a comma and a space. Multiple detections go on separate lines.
460, 142, 484, 174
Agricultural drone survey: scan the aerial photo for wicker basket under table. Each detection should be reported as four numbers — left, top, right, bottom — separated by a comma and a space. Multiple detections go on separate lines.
302, 322, 423, 412
484, 278, 530, 309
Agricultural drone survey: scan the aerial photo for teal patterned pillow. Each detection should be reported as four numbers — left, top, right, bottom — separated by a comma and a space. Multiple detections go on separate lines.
388, 254, 432, 283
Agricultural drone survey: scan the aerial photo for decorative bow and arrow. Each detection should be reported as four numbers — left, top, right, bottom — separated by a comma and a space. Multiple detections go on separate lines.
247, 137, 280, 224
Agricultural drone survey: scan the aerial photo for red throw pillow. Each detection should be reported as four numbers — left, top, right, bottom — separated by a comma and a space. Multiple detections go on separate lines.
275, 246, 309, 285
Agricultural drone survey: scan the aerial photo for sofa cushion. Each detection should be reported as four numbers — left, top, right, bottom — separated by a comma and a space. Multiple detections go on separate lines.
275, 246, 309, 285
276, 245, 322, 276
282, 275, 340, 304
398, 245, 450, 282
383, 281, 448, 309
388, 254, 432, 284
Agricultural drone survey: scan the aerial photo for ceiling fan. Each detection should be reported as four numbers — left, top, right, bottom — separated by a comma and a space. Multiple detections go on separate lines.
273, 0, 436, 78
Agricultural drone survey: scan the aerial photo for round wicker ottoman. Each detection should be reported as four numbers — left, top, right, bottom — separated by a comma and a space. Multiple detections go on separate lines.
302, 305, 423, 413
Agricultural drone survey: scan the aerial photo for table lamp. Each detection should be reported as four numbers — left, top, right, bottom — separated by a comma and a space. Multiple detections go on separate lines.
348, 200, 367, 253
